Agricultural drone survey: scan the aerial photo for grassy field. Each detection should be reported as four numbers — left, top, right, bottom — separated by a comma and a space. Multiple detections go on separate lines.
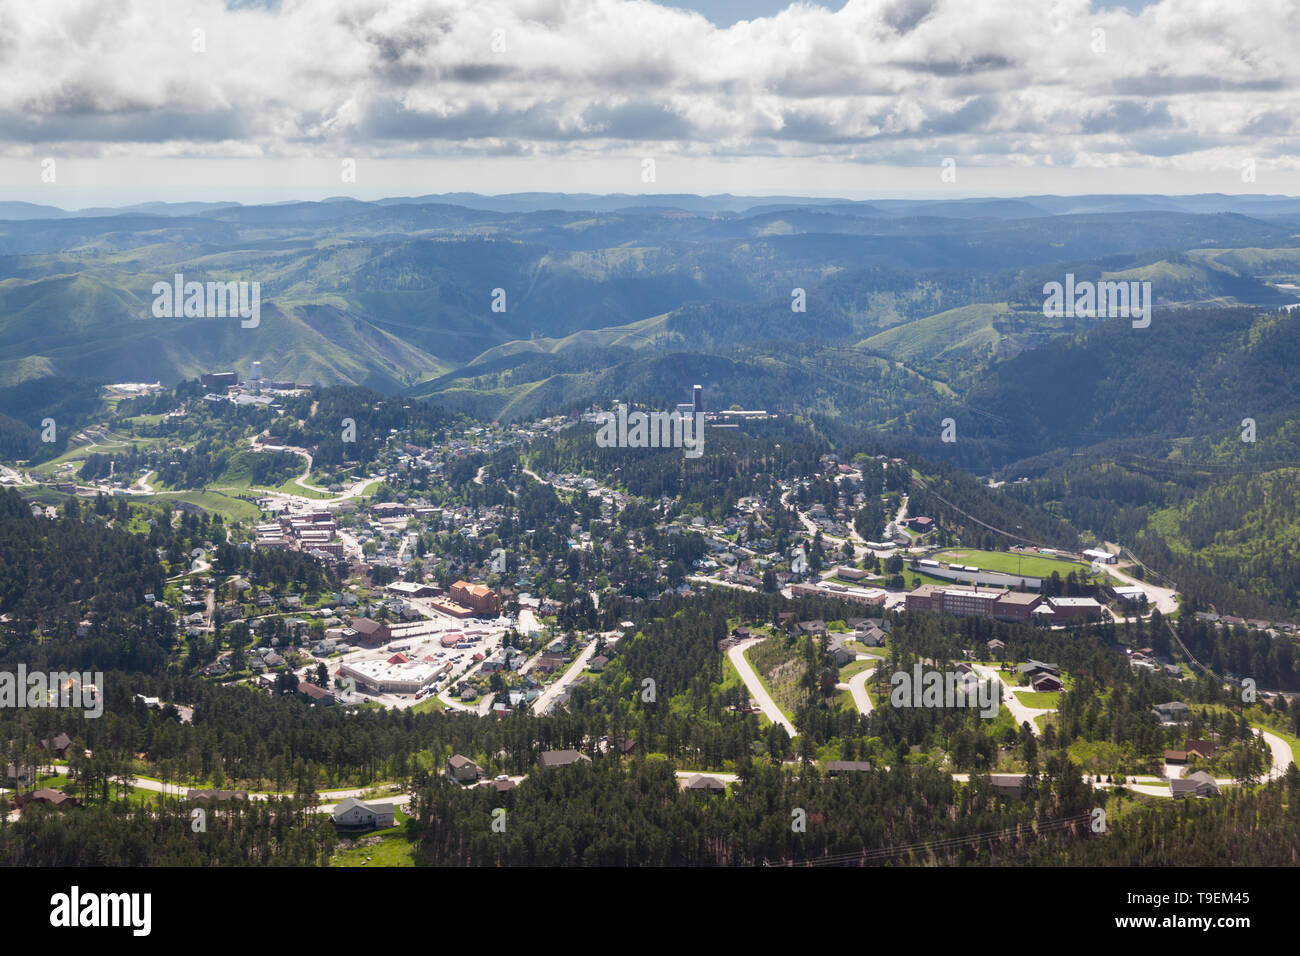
150, 489, 261, 523
329, 816, 417, 867
846, 642, 887, 658
929, 548, 1093, 579
270, 477, 333, 499
904, 569, 970, 589
409, 694, 459, 714
838, 658, 877, 680
827, 572, 887, 587
1014, 690, 1062, 709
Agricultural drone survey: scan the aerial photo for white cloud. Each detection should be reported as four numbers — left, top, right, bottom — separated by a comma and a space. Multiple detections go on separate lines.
0, 0, 1295, 178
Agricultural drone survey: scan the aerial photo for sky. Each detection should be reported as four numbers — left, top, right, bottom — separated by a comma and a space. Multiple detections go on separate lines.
0, 0, 1295, 207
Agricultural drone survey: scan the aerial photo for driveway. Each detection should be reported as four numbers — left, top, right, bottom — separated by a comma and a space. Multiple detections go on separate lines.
969, 663, 1053, 736
844, 667, 876, 715
1100, 541, 1178, 613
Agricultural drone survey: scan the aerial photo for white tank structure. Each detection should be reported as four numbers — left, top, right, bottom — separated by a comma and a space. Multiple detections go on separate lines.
249, 361, 262, 382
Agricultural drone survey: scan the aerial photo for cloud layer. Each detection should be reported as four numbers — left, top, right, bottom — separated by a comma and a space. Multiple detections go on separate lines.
0, 0, 1296, 174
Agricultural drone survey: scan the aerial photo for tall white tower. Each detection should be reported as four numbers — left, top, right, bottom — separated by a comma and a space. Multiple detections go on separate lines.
249, 361, 262, 382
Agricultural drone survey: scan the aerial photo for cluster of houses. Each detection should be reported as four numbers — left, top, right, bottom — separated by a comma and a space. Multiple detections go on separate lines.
442, 748, 597, 793
1193, 611, 1299, 636
1119, 644, 1185, 678
720, 617, 889, 671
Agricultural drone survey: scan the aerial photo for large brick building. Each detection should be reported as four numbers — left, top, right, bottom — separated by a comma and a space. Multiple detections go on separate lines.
905, 584, 1044, 623
1045, 596, 1104, 622
449, 581, 500, 617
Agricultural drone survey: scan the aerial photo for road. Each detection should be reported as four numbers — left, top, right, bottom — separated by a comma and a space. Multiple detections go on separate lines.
40, 719, 1292, 812
728, 638, 797, 737
779, 487, 864, 549
47, 764, 416, 808
245, 440, 375, 506
1100, 542, 1179, 614
1258, 728, 1294, 781
883, 492, 910, 544
970, 663, 1052, 736
688, 574, 759, 594
844, 667, 876, 715
531, 639, 598, 716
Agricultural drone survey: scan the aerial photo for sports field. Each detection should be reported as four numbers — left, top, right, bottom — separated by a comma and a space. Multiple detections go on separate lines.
929, 548, 1094, 579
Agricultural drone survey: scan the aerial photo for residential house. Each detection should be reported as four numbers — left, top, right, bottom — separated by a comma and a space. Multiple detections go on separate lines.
297, 681, 335, 705
825, 761, 873, 775
538, 749, 591, 769
1152, 701, 1192, 724
685, 774, 727, 795
447, 754, 481, 783
1017, 660, 1060, 679
330, 796, 396, 830
988, 774, 1026, 799
39, 733, 73, 757
186, 789, 249, 802
15, 788, 80, 809
1170, 771, 1219, 799
1031, 673, 1064, 692
4, 764, 35, 787
854, 621, 888, 647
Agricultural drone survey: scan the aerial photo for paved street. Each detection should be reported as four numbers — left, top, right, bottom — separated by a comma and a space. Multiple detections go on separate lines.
728, 638, 797, 737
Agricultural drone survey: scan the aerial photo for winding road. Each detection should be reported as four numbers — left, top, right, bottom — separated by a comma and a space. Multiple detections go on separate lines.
845, 666, 876, 715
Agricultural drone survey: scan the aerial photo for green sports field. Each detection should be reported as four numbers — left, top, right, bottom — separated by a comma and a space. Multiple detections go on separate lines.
928, 548, 1095, 580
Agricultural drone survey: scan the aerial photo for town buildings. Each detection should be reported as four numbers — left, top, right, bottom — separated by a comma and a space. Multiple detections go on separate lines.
905, 584, 1103, 624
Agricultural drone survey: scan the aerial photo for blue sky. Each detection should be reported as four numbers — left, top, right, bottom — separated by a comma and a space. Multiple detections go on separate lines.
548, 3, 1159, 28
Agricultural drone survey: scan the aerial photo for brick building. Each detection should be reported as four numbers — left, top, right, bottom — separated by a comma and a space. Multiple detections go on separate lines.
905, 584, 1044, 622
449, 580, 501, 616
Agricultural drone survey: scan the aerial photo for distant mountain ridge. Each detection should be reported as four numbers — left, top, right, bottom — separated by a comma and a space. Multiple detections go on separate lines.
0, 193, 1298, 460
8, 191, 1300, 221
